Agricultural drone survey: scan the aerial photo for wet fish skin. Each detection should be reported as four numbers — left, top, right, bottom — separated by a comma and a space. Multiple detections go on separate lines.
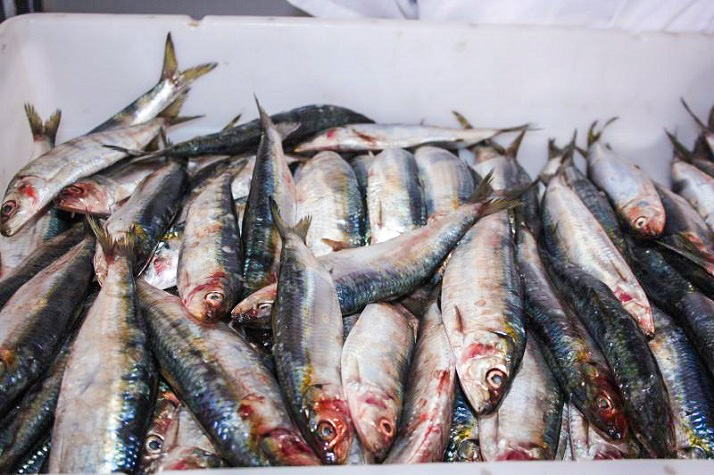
672, 158, 714, 232
139, 381, 182, 473
542, 246, 676, 458
414, 146, 474, 220
178, 171, 242, 321
94, 161, 187, 282
568, 403, 640, 460
90, 33, 216, 133
384, 301, 456, 464
341, 303, 416, 461
154, 104, 373, 159
11, 434, 51, 475
542, 169, 654, 336
271, 204, 352, 464
649, 307, 714, 458
441, 211, 526, 415
0, 224, 84, 308
295, 151, 365, 256
140, 226, 182, 290
241, 101, 297, 296
367, 148, 426, 243
516, 226, 627, 440
138, 281, 319, 467
294, 123, 526, 153
50, 229, 156, 474
478, 336, 563, 461
0, 236, 95, 415
444, 384, 481, 462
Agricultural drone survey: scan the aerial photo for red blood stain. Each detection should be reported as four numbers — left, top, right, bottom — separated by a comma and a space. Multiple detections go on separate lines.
462, 342, 497, 360
498, 448, 536, 461
18, 183, 37, 201
363, 395, 388, 410
326, 129, 336, 139
238, 403, 253, 419
436, 371, 452, 392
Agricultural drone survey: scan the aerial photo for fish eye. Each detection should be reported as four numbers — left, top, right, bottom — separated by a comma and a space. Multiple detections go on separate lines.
597, 395, 612, 410
205, 291, 224, 303
378, 417, 395, 438
144, 434, 163, 454
257, 302, 273, 311
64, 185, 85, 196
634, 216, 647, 229
1, 200, 17, 218
457, 439, 479, 461
486, 368, 506, 389
316, 420, 337, 442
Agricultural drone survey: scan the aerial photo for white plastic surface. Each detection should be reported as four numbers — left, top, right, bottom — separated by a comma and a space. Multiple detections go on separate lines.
0, 13, 713, 474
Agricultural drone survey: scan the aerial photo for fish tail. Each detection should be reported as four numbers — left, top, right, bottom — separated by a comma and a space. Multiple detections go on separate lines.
657, 235, 713, 270
86, 216, 137, 266
505, 127, 527, 159
467, 170, 494, 203
158, 89, 203, 126
179, 61, 219, 84
44, 109, 62, 144
680, 98, 707, 131
492, 122, 535, 139
24, 103, 44, 140
452, 110, 473, 129
664, 129, 692, 162
161, 33, 178, 80
221, 113, 242, 132
160, 32, 217, 86
254, 95, 274, 131
587, 117, 618, 148
270, 197, 311, 243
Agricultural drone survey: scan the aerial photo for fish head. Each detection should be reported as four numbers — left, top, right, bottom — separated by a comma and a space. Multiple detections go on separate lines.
139, 388, 181, 471
457, 334, 515, 413
259, 428, 321, 466
0, 175, 48, 236
306, 396, 353, 464
55, 179, 115, 216
617, 291, 655, 337
625, 201, 665, 238
581, 366, 628, 440
349, 386, 400, 460
183, 284, 232, 322
454, 437, 481, 462
230, 284, 276, 329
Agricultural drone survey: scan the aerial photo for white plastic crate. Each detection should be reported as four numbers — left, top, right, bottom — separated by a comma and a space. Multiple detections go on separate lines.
0, 12, 713, 474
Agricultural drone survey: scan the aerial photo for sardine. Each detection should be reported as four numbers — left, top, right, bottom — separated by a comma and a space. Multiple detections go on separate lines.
232, 176, 513, 324
672, 158, 714, 232
137, 281, 319, 467
478, 336, 563, 461
295, 151, 365, 256
415, 146, 474, 220
94, 161, 187, 282
384, 301, 455, 464
367, 148, 425, 243
23, 103, 60, 158
90, 33, 216, 133
516, 225, 627, 439
542, 168, 654, 336
0, 235, 94, 415
555, 404, 572, 461
585, 121, 665, 237
441, 211, 526, 414
241, 100, 297, 296
147, 104, 373, 159
542, 247, 676, 457
568, 403, 640, 460
270, 202, 352, 464
0, 224, 84, 307
294, 123, 527, 153
55, 157, 167, 216
667, 130, 714, 179
649, 307, 714, 458
680, 99, 714, 159
444, 384, 481, 463
50, 224, 156, 474
341, 303, 417, 461
11, 435, 51, 474
139, 381, 182, 473
140, 226, 182, 290
1, 98, 190, 236
177, 171, 242, 321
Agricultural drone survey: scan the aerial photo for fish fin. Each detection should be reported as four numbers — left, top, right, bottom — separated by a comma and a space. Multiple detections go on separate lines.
158, 128, 172, 149
275, 121, 301, 141
321, 238, 350, 252
657, 235, 714, 270
693, 134, 712, 161
269, 198, 311, 242
160, 33, 178, 80
158, 90, 203, 126
681, 98, 707, 131
179, 62, 218, 84
467, 169, 494, 203
491, 123, 535, 140
547, 138, 562, 160
255, 96, 299, 139
452, 110, 473, 129
86, 216, 137, 266
44, 109, 62, 144
102, 145, 145, 157
24, 103, 44, 140
505, 128, 527, 159
254, 96, 274, 131
221, 113, 242, 132
587, 117, 618, 148
664, 129, 692, 162
160, 32, 218, 85
541, 131, 577, 183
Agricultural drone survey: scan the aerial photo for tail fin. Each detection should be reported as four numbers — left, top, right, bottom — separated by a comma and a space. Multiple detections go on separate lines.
158, 90, 203, 126
492, 123, 535, 140
86, 216, 137, 266
468, 170, 494, 203
24, 104, 44, 140
255, 96, 300, 141
665, 130, 692, 162
269, 198, 311, 243
693, 134, 712, 161
681, 98, 707, 131
656, 235, 714, 272
587, 117, 618, 148
161, 32, 218, 85
222, 113, 242, 132
44, 109, 62, 145
505, 128, 527, 159
452, 110, 473, 129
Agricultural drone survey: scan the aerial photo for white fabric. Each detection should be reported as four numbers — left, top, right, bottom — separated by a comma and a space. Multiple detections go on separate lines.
287, 0, 714, 32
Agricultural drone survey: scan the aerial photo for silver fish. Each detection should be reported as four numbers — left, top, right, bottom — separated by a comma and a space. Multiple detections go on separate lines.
568, 403, 640, 460
50, 224, 156, 474
414, 146, 474, 220
294, 123, 527, 152
23, 104, 60, 158
295, 151, 365, 255
441, 211, 526, 414
672, 158, 714, 233
367, 148, 425, 244
384, 301, 455, 464
585, 123, 665, 238
478, 337, 563, 461
177, 171, 242, 321
140, 226, 182, 290
444, 384, 481, 463
341, 303, 417, 461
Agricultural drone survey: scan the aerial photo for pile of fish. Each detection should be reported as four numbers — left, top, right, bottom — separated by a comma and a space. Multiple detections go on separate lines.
2, 33, 714, 474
